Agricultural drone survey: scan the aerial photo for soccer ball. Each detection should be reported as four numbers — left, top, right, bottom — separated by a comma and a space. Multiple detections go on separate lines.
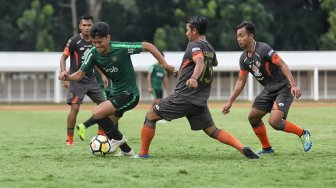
89, 135, 111, 156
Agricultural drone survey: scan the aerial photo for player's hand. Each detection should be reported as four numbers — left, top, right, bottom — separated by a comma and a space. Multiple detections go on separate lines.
186, 77, 198, 89
162, 63, 177, 75
102, 75, 108, 89
62, 81, 70, 88
222, 102, 232, 115
58, 71, 68, 81
290, 85, 301, 99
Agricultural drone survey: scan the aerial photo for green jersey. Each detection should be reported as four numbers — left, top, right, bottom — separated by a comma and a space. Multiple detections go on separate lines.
148, 63, 165, 90
81, 41, 143, 96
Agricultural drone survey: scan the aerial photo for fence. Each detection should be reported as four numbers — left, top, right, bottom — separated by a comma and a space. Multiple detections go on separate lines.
0, 51, 335, 103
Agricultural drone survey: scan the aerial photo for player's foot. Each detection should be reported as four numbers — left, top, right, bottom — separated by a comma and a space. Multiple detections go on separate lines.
300, 129, 312, 152
133, 153, 151, 159
97, 129, 106, 136
66, 139, 74, 145
76, 123, 86, 141
109, 136, 126, 153
242, 146, 259, 159
114, 149, 135, 157
257, 147, 275, 155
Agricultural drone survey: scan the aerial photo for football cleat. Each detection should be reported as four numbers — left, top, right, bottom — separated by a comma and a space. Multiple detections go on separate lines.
242, 146, 259, 159
300, 129, 312, 152
257, 148, 275, 155
66, 139, 74, 146
133, 153, 151, 159
108, 136, 126, 154
76, 123, 86, 141
114, 149, 135, 157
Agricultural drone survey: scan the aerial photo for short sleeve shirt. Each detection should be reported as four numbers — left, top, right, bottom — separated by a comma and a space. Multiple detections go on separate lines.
175, 40, 217, 107
63, 34, 96, 84
81, 41, 143, 96
239, 42, 288, 93
148, 64, 165, 90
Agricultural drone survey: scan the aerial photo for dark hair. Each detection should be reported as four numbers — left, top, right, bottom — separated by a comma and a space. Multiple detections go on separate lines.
186, 15, 208, 35
236, 21, 255, 36
79, 15, 93, 22
90, 22, 110, 38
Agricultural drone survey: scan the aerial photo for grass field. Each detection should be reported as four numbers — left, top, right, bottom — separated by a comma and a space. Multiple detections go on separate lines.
0, 103, 335, 188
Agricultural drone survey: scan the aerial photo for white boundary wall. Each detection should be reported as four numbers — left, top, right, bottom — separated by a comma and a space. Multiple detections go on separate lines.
0, 51, 336, 102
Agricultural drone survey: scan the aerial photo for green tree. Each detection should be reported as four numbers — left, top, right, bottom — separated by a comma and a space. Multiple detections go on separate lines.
320, 0, 336, 50
262, 0, 327, 50
17, 0, 55, 51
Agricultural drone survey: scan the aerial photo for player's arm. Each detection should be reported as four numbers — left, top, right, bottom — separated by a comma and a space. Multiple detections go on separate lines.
142, 42, 176, 74
94, 66, 108, 88
186, 51, 204, 89
59, 54, 70, 88
273, 56, 301, 99
222, 71, 248, 114
59, 70, 86, 81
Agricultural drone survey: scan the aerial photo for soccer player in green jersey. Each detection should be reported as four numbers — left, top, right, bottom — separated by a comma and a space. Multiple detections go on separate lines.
59, 22, 175, 156
147, 52, 169, 107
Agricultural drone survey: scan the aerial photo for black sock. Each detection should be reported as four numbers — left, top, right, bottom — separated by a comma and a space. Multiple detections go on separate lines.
120, 143, 131, 152
96, 117, 122, 140
83, 117, 97, 128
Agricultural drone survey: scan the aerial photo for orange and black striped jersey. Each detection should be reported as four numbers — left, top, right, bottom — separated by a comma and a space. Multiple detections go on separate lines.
239, 41, 288, 93
175, 40, 217, 107
63, 34, 96, 84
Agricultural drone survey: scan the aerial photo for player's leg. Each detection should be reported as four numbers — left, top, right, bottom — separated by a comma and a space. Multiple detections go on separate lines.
268, 88, 312, 152
66, 103, 80, 145
250, 91, 274, 154
203, 125, 259, 159
77, 84, 107, 140
66, 86, 85, 145
135, 93, 186, 158
135, 109, 162, 158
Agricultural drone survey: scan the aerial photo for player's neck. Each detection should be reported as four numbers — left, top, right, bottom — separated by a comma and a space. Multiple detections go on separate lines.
196, 35, 206, 42
80, 33, 91, 41
247, 40, 256, 57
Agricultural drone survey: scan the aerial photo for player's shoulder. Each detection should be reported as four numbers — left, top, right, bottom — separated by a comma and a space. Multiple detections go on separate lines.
187, 41, 203, 52
256, 41, 272, 51
68, 34, 81, 42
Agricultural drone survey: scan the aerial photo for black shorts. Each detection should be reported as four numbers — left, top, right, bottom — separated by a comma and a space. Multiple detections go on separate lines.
153, 93, 214, 130
252, 86, 294, 119
152, 89, 163, 99
67, 82, 105, 105
109, 93, 139, 117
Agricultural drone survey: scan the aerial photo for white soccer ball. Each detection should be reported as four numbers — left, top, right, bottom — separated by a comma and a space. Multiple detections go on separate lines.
89, 135, 111, 156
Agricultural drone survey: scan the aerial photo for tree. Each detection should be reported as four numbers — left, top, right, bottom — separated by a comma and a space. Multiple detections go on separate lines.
16, 0, 55, 51
320, 0, 336, 50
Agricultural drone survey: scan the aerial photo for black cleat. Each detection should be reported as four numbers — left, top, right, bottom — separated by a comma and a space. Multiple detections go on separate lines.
242, 146, 259, 159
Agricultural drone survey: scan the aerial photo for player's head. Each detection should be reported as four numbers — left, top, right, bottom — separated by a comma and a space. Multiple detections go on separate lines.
185, 15, 208, 42
90, 22, 111, 54
235, 21, 255, 49
79, 15, 93, 36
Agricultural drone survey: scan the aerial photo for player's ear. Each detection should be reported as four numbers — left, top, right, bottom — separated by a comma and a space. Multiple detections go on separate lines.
107, 35, 111, 41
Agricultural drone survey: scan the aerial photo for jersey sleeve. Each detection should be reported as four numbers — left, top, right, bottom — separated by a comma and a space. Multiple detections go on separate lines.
239, 55, 248, 75
111, 41, 143, 55
63, 38, 74, 56
80, 49, 96, 73
262, 44, 282, 64
190, 43, 204, 61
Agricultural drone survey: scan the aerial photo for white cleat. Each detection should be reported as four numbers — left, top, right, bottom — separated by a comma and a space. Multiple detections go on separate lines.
108, 136, 126, 154
114, 149, 135, 157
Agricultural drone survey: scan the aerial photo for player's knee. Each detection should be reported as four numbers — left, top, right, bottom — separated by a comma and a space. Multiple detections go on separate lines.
248, 116, 262, 128
144, 116, 156, 128
208, 128, 220, 139
71, 104, 80, 112
269, 119, 285, 130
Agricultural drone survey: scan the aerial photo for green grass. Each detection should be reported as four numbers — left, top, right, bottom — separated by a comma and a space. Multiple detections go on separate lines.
0, 106, 335, 188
